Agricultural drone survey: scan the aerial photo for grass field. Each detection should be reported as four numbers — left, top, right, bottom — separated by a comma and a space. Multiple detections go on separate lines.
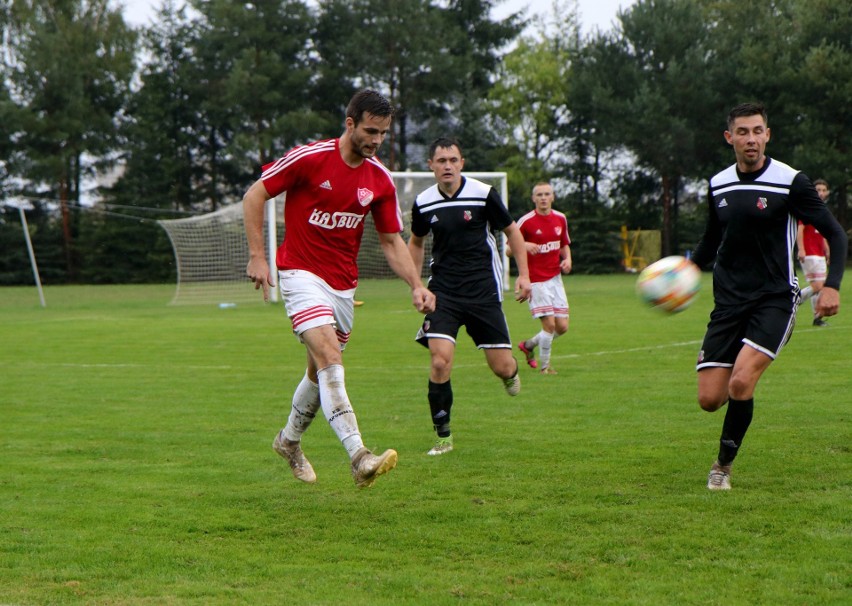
1, 274, 849, 605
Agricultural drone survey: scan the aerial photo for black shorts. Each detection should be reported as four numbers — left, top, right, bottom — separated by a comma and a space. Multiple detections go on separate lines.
416, 293, 512, 349
696, 293, 797, 370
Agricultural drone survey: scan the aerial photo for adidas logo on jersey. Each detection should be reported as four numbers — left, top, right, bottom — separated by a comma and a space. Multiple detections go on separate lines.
430, 215, 439, 223
718, 198, 728, 208
535, 229, 543, 235
320, 180, 332, 190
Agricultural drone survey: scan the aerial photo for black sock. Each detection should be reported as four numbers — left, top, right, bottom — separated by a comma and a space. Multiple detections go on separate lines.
718, 397, 754, 466
428, 380, 453, 437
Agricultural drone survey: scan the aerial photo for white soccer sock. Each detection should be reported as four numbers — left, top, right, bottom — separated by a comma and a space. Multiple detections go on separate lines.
811, 291, 820, 317
539, 331, 555, 369
317, 364, 364, 458
529, 329, 547, 349
799, 285, 813, 301
283, 372, 321, 442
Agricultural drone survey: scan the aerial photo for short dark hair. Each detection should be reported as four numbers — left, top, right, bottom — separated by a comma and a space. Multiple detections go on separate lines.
428, 137, 462, 159
727, 102, 768, 130
346, 89, 394, 125
814, 178, 829, 189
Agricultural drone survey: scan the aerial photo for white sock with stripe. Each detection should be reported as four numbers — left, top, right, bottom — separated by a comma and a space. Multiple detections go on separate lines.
283, 372, 321, 442
317, 364, 364, 458
539, 331, 555, 369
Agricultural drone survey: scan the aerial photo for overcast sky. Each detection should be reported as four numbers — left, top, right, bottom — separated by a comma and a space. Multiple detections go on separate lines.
121, 0, 636, 36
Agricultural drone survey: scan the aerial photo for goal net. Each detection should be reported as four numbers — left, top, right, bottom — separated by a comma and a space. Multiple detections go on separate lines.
158, 171, 508, 305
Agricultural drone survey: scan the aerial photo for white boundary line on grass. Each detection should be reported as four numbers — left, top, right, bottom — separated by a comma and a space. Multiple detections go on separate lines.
21, 325, 847, 370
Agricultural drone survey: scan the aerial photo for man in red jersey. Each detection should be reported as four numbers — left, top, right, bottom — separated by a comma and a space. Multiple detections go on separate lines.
508, 182, 572, 375
243, 90, 435, 488
796, 179, 832, 326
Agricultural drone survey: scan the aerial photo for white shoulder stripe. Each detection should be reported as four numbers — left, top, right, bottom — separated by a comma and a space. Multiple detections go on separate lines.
262, 140, 336, 179
517, 210, 536, 228
421, 200, 487, 213
366, 156, 394, 181
713, 183, 791, 196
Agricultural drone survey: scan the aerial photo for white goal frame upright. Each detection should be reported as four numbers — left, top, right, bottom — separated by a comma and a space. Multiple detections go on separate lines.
158, 171, 509, 305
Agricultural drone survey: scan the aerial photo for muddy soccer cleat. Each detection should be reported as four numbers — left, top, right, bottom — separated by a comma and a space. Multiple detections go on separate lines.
273, 431, 317, 484
351, 447, 398, 488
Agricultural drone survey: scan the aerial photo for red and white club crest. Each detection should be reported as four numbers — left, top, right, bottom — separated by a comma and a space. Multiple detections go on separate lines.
463, 210, 472, 222
555, 227, 562, 236
756, 197, 768, 210
357, 188, 374, 206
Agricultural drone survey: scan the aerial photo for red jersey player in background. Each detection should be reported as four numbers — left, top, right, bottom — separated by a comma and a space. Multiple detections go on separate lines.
796, 179, 832, 326
243, 89, 435, 488
508, 182, 572, 374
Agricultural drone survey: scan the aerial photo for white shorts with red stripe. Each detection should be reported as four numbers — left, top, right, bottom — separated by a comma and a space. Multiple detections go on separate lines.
528, 274, 569, 319
800, 255, 827, 284
278, 269, 355, 349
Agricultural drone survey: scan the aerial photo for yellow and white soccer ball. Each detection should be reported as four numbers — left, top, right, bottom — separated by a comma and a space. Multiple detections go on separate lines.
636, 255, 700, 313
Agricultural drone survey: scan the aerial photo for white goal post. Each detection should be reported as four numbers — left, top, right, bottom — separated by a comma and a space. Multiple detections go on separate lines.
158, 171, 509, 305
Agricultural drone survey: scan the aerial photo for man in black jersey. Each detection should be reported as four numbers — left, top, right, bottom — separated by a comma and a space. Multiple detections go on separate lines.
691, 102, 847, 490
408, 138, 532, 456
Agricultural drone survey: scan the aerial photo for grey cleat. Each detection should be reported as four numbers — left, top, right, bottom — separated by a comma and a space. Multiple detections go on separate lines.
707, 460, 732, 490
273, 431, 317, 484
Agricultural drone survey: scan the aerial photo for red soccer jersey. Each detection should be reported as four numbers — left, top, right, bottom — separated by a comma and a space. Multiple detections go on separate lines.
798, 221, 826, 257
261, 138, 403, 290
516, 209, 571, 283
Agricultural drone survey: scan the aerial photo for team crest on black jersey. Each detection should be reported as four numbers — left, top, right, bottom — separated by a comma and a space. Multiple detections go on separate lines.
463, 210, 472, 221
756, 197, 768, 210
357, 188, 374, 206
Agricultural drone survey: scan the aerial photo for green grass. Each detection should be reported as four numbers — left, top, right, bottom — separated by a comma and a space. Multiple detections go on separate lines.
1, 275, 850, 605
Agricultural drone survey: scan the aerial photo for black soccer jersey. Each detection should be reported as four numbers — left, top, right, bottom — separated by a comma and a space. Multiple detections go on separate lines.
692, 157, 846, 307
411, 176, 513, 301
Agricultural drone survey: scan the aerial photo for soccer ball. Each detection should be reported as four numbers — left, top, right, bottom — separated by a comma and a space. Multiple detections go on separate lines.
636, 255, 700, 313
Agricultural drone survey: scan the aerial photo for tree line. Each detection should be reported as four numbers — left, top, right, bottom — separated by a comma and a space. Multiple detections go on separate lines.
1, 0, 849, 285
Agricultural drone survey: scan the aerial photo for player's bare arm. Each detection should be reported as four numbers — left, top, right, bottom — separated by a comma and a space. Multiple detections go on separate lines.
796, 224, 806, 263
407, 233, 426, 270
504, 223, 531, 302
507, 241, 538, 257
560, 245, 573, 273
243, 179, 275, 301
379, 232, 436, 314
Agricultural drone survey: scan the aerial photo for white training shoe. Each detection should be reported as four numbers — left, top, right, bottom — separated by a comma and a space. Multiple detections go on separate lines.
273, 431, 317, 484
503, 373, 521, 396
351, 447, 398, 488
707, 460, 732, 490
427, 435, 454, 456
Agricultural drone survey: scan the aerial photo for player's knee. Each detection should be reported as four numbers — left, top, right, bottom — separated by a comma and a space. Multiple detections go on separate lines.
430, 356, 453, 378
697, 391, 726, 412
492, 358, 518, 379
727, 375, 755, 401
